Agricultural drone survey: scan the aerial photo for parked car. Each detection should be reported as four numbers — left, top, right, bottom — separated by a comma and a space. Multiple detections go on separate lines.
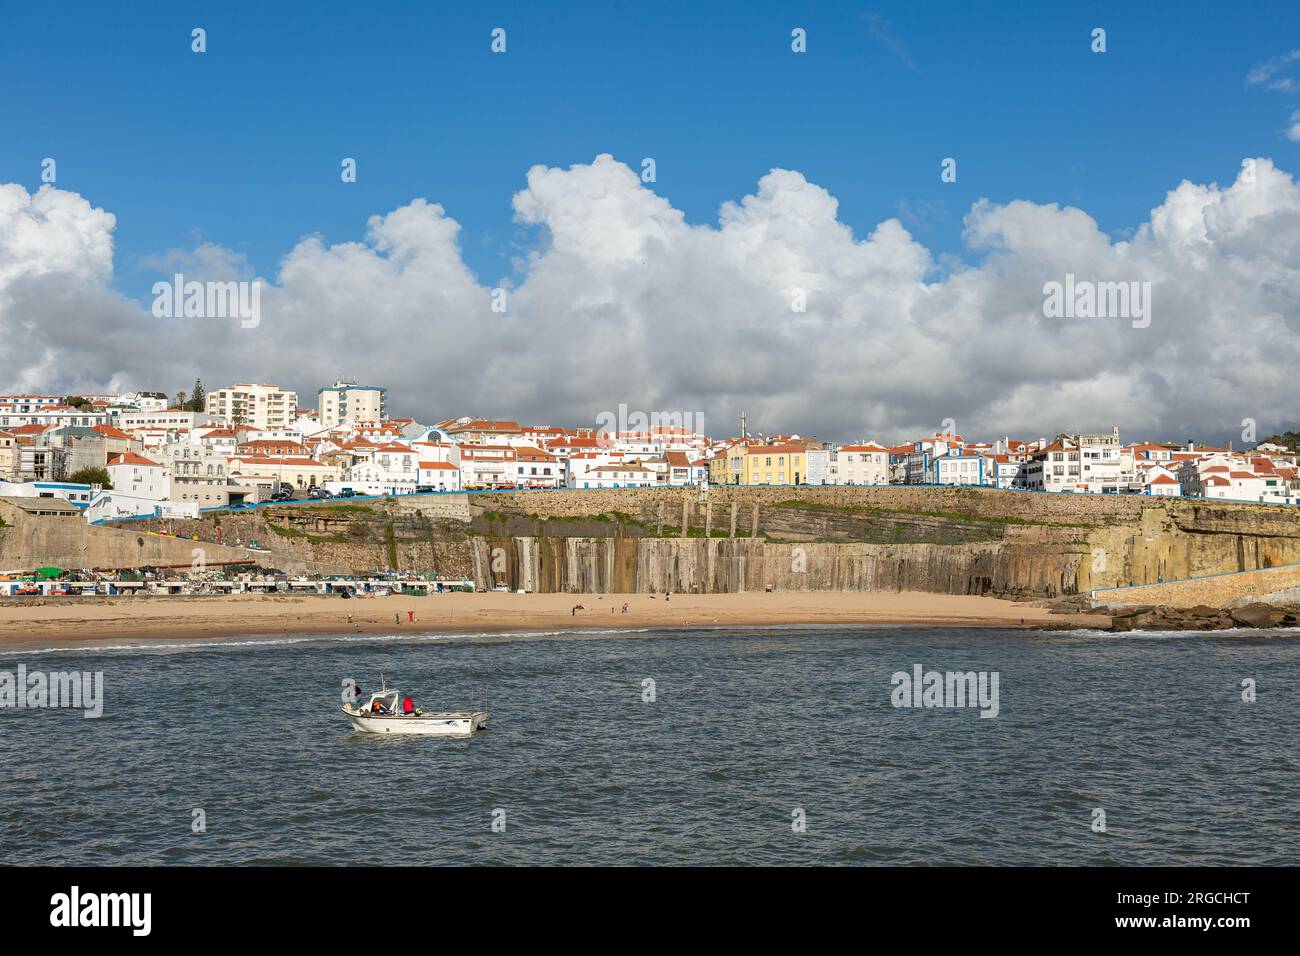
335, 488, 356, 498
308, 486, 331, 500
414, 485, 435, 493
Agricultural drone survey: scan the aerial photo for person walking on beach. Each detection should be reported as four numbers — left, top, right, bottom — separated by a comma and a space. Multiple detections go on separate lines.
395, 612, 400, 625
408, 610, 415, 623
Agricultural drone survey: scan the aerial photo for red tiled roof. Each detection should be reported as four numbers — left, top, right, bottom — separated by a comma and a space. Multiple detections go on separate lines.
92, 425, 132, 440
515, 445, 557, 461
440, 418, 522, 433
108, 452, 161, 467
229, 456, 329, 467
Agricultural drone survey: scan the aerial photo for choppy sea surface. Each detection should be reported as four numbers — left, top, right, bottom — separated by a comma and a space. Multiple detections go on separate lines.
1, 625, 1296, 865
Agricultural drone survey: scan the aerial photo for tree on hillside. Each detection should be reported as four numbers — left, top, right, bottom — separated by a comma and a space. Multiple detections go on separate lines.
69, 466, 111, 489
174, 390, 187, 410
62, 395, 91, 410
189, 378, 206, 412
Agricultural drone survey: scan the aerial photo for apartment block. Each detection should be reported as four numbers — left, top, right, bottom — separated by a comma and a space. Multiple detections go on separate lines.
318, 380, 387, 428
206, 384, 298, 429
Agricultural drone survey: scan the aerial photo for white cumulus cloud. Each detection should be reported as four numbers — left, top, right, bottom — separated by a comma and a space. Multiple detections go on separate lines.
2, 154, 1299, 444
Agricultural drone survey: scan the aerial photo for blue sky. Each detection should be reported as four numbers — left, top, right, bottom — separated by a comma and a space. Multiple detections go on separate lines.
3, 0, 1297, 297
4, 1, 1300, 443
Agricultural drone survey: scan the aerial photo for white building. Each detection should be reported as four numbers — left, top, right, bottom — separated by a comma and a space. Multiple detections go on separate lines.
1074, 429, 1136, 492
929, 453, 986, 486
116, 409, 200, 433
0, 405, 109, 430
154, 442, 231, 506
0, 479, 95, 506
0, 395, 63, 415
116, 391, 170, 412
317, 380, 386, 428
453, 444, 517, 489
408, 440, 455, 464
904, 436, 964, 484
990, 455, 1024, 489
193, 426, 240, 457
206, 384, 298, 430
0, 430, 16, 479
85, 492, 198, 523
107, 452, 168, 500
578, 463, 658, 488
1023, 429, 1137, 493
416, 460, 461, 491
662, 451, 698, 486
347, 442, 418, 489
513, 446, 562, 488
133, 427, 191, 449
228, 456, 339, 491
828, 443, 889, 485
1176, 456, 1281, 502
1143, 465, 1181, 496
566, 451, 637, 488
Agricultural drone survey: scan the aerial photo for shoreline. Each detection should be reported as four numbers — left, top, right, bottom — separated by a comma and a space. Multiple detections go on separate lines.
0, 591, 1110, 651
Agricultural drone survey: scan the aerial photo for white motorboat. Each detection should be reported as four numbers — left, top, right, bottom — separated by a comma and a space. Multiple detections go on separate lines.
342, 681, 488, 736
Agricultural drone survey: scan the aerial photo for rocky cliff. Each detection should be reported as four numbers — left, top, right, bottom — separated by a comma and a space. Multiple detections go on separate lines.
84, 486, 1300, 599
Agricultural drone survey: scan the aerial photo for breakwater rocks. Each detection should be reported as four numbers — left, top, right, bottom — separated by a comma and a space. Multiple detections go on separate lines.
1102, 602, 1300, 632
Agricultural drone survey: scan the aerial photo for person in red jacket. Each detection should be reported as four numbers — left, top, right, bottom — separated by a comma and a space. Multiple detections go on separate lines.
402, 695, 414, 715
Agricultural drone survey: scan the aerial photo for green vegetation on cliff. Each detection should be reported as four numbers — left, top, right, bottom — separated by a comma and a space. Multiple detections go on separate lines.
383, 522, 398, 569
264, 520, 349, 544
772, 499, 1093, 528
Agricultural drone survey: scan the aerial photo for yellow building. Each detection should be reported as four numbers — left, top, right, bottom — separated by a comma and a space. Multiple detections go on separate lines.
719, 443, 808, 485
708, 453, 730, 486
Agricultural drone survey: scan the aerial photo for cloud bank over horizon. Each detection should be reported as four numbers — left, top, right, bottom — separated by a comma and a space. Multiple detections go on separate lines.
2, 154, 1299, 444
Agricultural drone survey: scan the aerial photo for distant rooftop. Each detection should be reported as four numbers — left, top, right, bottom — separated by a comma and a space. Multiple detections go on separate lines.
0, 496, 81, 515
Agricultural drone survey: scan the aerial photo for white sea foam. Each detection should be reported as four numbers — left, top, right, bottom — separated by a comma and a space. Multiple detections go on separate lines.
1039, 626, 1299, 639
12, 620, 1287, 658
3, 626, 663, 657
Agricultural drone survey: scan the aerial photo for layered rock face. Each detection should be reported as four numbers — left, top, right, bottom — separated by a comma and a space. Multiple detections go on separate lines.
98, 487, 1300, 599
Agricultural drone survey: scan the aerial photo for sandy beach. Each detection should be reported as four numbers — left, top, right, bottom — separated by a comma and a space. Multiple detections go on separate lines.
0, 590, 1108, 650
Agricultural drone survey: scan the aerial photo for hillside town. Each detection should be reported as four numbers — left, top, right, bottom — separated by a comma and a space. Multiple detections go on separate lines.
1, 380, 1298, 523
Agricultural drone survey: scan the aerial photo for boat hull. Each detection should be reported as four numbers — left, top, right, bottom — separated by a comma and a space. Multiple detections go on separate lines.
342, 706, 488, 736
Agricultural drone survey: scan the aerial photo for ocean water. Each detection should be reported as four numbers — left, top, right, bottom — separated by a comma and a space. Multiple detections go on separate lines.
1, 626, 1296, 866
